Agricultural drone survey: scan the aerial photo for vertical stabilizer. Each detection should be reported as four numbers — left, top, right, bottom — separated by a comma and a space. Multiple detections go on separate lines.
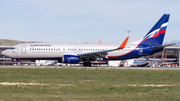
138, 14, 170, 47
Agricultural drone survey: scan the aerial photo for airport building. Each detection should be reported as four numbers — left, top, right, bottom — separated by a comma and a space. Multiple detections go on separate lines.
138, 46, 180, 67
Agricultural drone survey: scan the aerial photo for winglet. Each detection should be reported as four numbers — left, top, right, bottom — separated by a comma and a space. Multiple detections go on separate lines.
117, 37, 129, 49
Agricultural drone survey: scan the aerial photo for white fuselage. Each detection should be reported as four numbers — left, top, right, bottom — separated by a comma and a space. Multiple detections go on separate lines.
2, 42, 139, 60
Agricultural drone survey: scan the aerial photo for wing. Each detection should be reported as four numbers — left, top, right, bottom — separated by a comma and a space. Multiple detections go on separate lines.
78, 37, 129, 60
0, 46, 15, 50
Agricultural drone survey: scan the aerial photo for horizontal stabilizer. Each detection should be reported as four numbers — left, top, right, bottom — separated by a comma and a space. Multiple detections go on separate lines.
151, 43, 176, 49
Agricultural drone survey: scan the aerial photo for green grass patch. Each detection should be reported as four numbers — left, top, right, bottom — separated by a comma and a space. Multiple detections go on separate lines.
0, 67, 180, 101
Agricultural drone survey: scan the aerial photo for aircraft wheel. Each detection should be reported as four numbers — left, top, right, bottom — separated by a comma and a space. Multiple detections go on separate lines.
83, 62, 92, 66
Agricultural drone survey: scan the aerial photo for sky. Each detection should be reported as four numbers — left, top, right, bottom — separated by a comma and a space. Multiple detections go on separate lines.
0, 0, 180, 44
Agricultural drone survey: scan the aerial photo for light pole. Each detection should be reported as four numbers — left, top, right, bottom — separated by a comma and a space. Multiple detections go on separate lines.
126, 30, 131, 37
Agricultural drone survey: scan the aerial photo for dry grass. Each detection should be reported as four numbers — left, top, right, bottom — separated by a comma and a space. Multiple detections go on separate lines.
114, 84, 176, 87
0, 82, 49, 85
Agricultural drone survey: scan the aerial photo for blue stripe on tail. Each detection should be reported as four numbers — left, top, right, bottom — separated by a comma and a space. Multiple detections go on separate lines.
138, 14, 170, 47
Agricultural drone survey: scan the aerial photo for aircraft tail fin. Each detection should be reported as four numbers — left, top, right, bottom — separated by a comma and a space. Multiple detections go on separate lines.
138, 14, 170, 47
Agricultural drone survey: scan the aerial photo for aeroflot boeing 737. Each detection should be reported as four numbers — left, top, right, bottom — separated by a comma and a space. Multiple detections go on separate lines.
1, 14, 174, 66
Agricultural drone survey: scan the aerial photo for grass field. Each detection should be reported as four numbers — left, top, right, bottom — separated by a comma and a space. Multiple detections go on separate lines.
0, 67, 180, 101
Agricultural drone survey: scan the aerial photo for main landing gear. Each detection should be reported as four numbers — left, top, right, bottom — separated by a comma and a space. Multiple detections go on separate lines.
83, 61, 92, 66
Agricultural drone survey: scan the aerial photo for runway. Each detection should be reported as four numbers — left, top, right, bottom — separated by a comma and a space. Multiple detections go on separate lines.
0, 66, 180, 70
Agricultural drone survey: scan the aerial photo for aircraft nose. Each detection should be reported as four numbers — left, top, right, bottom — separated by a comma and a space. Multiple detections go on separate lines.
1, 50, 9, 56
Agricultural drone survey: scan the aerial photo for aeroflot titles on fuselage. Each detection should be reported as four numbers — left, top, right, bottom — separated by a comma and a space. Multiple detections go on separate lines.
30, 44, 51, 47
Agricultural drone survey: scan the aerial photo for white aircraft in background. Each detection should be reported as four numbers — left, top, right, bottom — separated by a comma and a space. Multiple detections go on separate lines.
1, 14, 174, 66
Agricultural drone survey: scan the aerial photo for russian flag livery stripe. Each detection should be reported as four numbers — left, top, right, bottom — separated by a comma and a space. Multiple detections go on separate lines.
144, 22, 168, 40
138, 14, 170, 47
142, 22, 168, 42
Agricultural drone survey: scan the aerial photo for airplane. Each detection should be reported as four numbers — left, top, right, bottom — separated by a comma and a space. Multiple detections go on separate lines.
0, 14, 175, 66
130, 61, 149, 67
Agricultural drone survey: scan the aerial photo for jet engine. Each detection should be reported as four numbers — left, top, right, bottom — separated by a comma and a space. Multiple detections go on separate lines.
62, 55, 79, 63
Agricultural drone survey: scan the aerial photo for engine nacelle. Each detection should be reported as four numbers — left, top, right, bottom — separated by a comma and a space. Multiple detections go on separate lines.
62, 55, 79, 63
11, 58, 19, 62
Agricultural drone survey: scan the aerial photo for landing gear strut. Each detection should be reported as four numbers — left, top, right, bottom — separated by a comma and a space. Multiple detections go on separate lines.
83, 61, 92, 66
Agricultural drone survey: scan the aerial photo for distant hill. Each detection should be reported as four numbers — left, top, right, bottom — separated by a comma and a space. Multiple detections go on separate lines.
164, 40, 180, 46
1, 39, 179, 46
0, 39, 40, 46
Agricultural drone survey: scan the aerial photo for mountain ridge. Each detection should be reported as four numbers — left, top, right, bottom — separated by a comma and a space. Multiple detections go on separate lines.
0, 39, 40, 46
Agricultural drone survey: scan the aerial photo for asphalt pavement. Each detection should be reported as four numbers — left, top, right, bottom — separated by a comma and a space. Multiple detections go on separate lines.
0, 66, 180, 70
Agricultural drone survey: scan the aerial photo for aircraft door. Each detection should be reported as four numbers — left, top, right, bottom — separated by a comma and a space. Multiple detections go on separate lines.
21, 45, 26, 54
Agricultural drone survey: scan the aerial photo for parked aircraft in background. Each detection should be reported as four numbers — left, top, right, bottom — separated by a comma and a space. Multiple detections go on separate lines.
0, 14, 174, 66
98, 40, 102, 43
130, 61, 149, 67
36, 60, 56, 66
